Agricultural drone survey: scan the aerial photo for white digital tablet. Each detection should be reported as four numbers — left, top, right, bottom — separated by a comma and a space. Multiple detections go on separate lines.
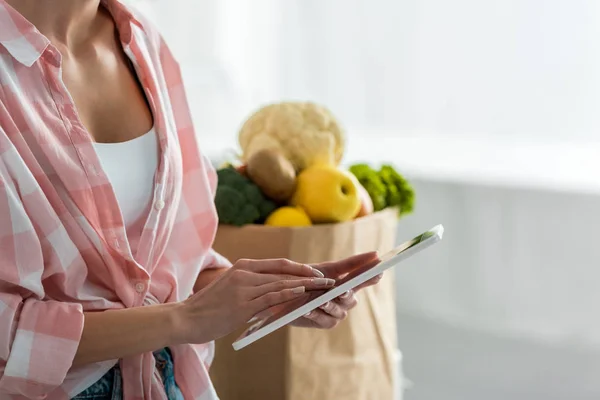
232, 224, 444, 351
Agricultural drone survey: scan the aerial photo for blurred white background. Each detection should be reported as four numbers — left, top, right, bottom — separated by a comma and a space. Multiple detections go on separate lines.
128, 1, 600, 399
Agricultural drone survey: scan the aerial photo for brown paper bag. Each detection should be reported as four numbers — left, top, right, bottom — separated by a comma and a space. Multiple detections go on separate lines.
209, 208, 399, 400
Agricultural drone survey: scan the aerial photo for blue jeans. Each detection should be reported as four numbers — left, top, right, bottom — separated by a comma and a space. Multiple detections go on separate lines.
72, 348, 184, 400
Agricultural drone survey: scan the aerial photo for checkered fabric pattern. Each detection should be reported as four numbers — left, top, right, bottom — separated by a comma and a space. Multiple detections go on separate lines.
0, 1, 229, 398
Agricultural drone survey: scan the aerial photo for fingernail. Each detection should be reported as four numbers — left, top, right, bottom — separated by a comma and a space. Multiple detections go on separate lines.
341, 290, 352, 299
293, 286, 306, 294
247, 316, 258, 323
320, 302, 330, 310
314, 278, 335, 286
304, 311, 312, 317
311, 268, 324, 278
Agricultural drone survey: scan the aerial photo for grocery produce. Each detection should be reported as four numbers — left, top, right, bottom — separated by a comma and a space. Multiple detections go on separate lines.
235, 164, 247, 176
265, 206, 312, 227
214, 166, 277, 226
290, 164, 361, 224
348, 164, 387, 211
213, 100, 416, 227
349, 163, 415, 216
246, 148, 296, 202
355, 183, 374, 218
379, 165, 415, 215
238, 101, 345, 171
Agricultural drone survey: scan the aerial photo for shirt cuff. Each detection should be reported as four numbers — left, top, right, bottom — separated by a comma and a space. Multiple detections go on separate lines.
0, 299, 84, 398
202, 248, 232, 270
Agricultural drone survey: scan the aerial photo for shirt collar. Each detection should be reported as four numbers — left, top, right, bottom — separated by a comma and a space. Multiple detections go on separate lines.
0, 0, 143, 67
100, 0, 144, 45
0, 1, 51, 67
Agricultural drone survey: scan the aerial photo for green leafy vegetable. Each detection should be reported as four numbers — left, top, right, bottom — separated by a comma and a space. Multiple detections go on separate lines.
215, 166, 277, 226
349, 164, 387, 211
379, 165, 415, 215
349, 163, 415, 216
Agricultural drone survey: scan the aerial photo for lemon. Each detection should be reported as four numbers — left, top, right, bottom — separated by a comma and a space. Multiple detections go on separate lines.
265, 206, 312, 227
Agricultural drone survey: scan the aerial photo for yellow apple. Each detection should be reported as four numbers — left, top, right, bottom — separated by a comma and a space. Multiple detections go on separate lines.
290, 164, 361, 223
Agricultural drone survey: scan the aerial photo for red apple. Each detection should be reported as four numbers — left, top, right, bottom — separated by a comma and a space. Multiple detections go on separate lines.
355, 183, 374, 218
235, 164, 248, 176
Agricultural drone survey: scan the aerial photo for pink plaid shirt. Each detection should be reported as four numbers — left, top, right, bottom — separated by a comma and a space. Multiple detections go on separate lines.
0, 1, 229, 399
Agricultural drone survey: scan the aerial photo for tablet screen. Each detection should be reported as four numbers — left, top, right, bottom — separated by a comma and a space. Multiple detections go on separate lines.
240, 229, 435, 337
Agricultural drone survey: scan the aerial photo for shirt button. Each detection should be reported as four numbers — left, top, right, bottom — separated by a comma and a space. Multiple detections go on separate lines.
155, 199, 165, 210
135, 282, 145, 293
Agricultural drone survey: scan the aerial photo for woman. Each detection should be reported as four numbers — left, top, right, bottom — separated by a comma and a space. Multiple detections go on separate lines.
0, 0, 383, 399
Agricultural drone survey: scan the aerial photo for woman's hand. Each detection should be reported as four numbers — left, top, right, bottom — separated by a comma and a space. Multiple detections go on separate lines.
174, 258, 335, 344
72, 252, 378, 366
290, 251, 382, 329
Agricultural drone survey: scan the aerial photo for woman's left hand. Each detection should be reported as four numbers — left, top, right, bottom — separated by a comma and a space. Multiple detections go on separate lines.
289, 251, 382, 329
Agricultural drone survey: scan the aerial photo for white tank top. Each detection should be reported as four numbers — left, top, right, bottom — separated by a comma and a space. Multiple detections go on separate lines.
93, 128, 159, 227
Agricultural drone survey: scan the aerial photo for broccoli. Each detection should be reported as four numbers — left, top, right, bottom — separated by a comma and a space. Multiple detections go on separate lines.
349, 163, 415, 216
215, 167, 277, 226
379, 164, 415, 216
349, 163, 387, 211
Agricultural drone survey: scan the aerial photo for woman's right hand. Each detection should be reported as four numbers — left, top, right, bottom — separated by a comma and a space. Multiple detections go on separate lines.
174, 258, 335, 345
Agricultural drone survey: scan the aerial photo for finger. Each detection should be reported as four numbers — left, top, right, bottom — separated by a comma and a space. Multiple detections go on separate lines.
247, 308, 273, 323
317, 301, 348, 320
314, 252, 379, 278
302, 309, 340, 329
246, 258, 323, 278
353, 273, 384, 292
230, 269, 319, 287
248, 277, 335, 299
249, 272, 331, 286
335, 290, 358, 309
251, 286, 308, 311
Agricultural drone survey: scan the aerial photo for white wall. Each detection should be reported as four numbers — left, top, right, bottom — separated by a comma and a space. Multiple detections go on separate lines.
131, 0, 600, 144
278, 0, 600, 142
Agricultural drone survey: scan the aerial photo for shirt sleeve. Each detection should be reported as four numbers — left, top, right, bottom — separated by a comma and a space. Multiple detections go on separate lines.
0, 160, 84, 398
201, 248, 233, 270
